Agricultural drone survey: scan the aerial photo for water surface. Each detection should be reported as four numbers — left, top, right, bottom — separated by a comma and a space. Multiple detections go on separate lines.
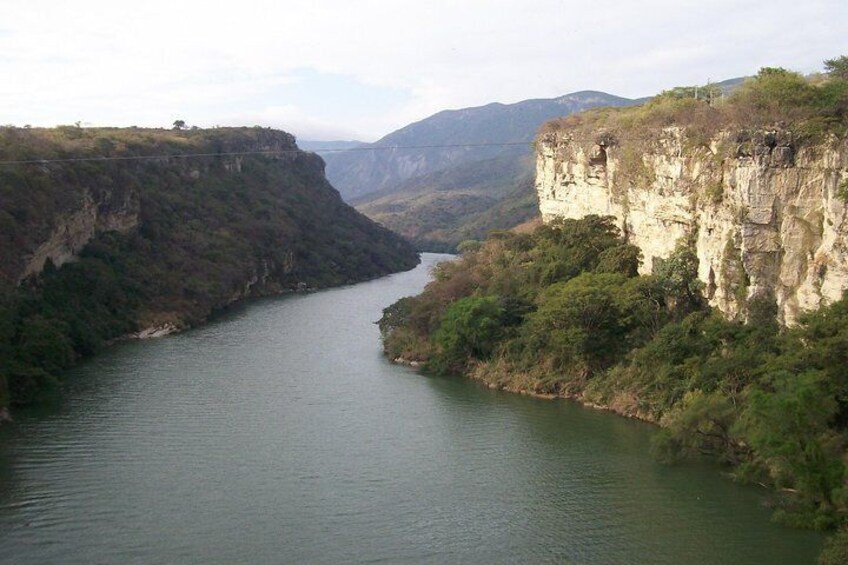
0, 254, 822, 563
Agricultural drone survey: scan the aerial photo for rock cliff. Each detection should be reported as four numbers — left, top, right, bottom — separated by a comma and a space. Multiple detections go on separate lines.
1, 127, 306, 284
19, 186, 140, 280
0, 126, 419, 408
536, 128, 848, 324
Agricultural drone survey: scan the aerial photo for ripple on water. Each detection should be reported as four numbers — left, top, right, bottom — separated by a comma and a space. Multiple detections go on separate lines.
0, 255, 824, 564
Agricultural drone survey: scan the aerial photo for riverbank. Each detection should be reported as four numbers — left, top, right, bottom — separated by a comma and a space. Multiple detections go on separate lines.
392, 356, 657, 423
0, 255, 825, 563
378, 216, 848, 546
1, 258, 419, 422
122, 273, 387, 341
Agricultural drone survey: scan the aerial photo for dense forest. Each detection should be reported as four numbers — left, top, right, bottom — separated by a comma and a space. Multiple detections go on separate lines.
380, 59, 848, 564
0, 126, 418, 413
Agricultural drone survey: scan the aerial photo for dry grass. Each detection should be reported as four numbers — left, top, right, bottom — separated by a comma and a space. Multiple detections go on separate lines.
539, 69, 848, 150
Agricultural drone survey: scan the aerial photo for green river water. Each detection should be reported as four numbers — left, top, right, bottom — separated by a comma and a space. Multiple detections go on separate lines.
0, 254, 823, 563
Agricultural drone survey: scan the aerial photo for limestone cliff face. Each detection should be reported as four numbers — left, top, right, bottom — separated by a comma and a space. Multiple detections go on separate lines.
536, 128, 848, 324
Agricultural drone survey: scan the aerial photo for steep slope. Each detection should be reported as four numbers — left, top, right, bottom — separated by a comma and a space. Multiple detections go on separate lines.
535, 69, 848, 324
322, 91, 641, 200
0, 126, 418, 411
537, 127, 848, 325
353, 154, 537, 251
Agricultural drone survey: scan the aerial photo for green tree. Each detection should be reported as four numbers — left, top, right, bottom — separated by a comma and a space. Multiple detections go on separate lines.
820, 528, 848, 564
824, 56, 848, 80
652, 390, 743, 464
731, 67, 820, 124
653, 241, 703, 316
531, 215, 624, 285
795, 297, 848, 424
739, 371, 845, 524
431, 296, 505, 373
525, 272, 631, 374
595, 243, 642, 277
15, 315, 75, 375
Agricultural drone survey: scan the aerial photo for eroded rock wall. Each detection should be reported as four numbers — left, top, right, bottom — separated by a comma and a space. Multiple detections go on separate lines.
21, 187, 139, 279
536, 128, 848, 324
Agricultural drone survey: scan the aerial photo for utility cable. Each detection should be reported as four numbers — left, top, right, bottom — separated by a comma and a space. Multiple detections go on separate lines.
0, 136, 667, 166
0, 141, 536, 166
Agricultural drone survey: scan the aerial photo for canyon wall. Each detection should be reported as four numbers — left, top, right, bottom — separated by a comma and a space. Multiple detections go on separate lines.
536, 128, 848, 324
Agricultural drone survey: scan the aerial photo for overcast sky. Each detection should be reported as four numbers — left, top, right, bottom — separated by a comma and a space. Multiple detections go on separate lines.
1, 1, 845, 141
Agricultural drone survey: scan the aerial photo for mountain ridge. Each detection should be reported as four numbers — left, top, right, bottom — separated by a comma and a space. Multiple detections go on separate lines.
320, 90, 644, 200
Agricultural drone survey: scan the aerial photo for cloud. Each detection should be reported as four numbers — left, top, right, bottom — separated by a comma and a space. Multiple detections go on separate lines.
1, 1, 846, 139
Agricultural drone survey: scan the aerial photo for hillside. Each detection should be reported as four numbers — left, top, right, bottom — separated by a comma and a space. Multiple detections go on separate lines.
352, 154, 538, 251
377, 60, 848, 562
0, 126, 418, 413
324, 91, 643, 251
321, 91, 642, 201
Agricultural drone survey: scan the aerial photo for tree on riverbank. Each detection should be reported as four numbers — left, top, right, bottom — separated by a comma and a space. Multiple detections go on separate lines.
379, 214, 848, 534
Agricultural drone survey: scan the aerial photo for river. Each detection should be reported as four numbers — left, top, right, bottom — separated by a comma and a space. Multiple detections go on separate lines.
0, 253, 823, 563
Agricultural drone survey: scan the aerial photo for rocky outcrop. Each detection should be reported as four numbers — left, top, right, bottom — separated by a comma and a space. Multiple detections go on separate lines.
130, 323, 179, 339
21, 188, 139, 279
536, 128, 848, 324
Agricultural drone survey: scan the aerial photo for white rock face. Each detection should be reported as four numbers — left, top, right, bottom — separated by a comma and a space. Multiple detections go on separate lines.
536, 128, 848, 324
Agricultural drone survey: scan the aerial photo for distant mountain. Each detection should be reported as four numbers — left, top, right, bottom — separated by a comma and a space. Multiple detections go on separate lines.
715, 76, 748, 93
331, 90, 645, 251
353, 154, 538, 252
320, 91, 643, 201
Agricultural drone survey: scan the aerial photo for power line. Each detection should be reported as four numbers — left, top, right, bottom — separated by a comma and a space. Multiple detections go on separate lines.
0, 135, 677, 166
0, 149, 296, 166
0, 141, 534, 166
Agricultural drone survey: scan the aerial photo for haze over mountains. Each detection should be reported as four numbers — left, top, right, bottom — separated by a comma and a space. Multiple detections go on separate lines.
310, 90, 645, 250
318, 91, 642, 200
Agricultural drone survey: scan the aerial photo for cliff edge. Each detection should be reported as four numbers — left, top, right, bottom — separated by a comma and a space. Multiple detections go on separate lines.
0, 126, 418, 408
535, 68, 848, 324
536, 128, 848, 324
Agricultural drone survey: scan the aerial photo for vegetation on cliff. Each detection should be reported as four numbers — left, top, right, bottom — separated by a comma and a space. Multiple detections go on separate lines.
379, 216, 848, 539
541, 56, 848, 145
0, 126, 418, 410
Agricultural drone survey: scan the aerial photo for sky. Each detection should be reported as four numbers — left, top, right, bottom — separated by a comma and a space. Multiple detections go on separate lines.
1, 0, 846, 142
